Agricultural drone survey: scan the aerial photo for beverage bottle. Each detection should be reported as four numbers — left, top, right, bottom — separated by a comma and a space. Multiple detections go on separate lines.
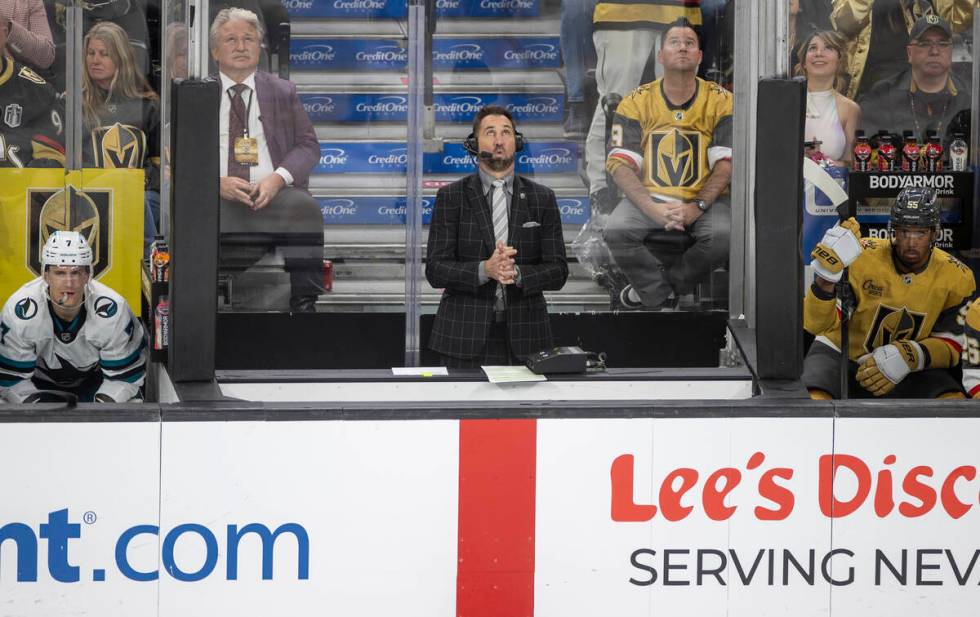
150, 236, 170, 282
949, 133, 968, 171
877, 132, 897, 172
805, 138, 830, 167
924, 130, 943, 173
901, 131, 920, 172
852, 130, 872, 172
154, 296, 169, 350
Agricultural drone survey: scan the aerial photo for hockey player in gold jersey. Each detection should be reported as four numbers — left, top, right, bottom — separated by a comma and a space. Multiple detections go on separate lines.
804, 187, 975, 399
961, 298, 980, 398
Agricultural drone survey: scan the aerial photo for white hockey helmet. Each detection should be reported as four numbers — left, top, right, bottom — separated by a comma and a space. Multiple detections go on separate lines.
42, 231, 93, 269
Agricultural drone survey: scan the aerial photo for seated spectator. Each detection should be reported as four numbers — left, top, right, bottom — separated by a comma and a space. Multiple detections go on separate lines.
602, 19, 732, 310
0, 0, 55, 70
795, 29, 861, 165
42, 0, 150, 91
211, 8, 323, 312
81, 21, 161, 259
0, 231, 146, 403
858, 15, 970, 148
804, 188, 974, 399
831, 0, 973, 100
0, 19, 64, 167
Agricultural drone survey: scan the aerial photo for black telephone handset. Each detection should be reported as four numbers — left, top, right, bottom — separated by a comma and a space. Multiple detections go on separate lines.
526, 346, 590, 375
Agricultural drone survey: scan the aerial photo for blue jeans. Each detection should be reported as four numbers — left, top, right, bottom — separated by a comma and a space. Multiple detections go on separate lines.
603, 197, 731, 307
560, 0, 597, 103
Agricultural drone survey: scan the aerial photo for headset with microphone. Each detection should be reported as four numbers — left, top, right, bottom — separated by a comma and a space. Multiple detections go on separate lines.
463, 129, 526, 158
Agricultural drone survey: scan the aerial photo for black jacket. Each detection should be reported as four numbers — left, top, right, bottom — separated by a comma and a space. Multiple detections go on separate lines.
425, 173, 568, 360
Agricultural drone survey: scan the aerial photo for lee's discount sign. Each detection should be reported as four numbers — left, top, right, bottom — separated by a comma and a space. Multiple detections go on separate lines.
1, 416, 979, 616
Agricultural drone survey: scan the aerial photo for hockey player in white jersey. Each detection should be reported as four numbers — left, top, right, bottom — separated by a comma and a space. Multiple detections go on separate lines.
0, 231, 146, 403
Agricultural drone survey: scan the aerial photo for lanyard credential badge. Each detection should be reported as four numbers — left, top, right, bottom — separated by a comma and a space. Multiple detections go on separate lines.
234, 136, 259, 165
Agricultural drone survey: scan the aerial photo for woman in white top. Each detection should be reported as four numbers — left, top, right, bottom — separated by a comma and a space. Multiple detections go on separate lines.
795, 30, 861, 166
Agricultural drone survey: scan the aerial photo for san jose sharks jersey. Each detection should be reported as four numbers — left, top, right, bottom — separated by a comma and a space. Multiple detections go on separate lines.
607, 77, 733, 201
961, 298, 980, 398
0, 56, 65, 168
0, 278, 146, 402
805, 238, 976, 362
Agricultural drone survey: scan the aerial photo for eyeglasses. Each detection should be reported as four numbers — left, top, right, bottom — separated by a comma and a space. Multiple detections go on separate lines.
911, 40, 953, 50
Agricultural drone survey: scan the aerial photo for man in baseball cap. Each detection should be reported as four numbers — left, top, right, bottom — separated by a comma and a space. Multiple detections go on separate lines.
859, 14, 970, 148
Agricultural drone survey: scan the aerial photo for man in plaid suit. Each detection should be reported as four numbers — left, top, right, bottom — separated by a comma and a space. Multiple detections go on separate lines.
425, 106, 568, 368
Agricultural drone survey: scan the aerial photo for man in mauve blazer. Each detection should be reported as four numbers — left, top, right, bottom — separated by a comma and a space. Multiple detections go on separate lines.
426, 106, 568, 368
213, 7, 322, 312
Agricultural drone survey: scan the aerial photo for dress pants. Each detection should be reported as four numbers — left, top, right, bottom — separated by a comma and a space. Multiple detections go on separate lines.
219, 186, 323, 299
439, 320, 518, 369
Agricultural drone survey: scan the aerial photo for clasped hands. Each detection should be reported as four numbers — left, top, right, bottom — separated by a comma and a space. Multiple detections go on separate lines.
220, 174, 284, 210
485, 240, 518, 285
657, 200, 701, 231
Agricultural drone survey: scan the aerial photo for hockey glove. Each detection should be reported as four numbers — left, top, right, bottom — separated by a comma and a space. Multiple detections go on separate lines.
811, 217, 862, 283
856, 340, 924, 396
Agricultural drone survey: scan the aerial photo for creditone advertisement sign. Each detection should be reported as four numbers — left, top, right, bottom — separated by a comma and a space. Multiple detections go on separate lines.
2, 416, 979, 616
284, 0, 538, 19
300, 93, 566, 124
316, 195, 589, 225
315, 141, 579, 175
291, 37, 561, 71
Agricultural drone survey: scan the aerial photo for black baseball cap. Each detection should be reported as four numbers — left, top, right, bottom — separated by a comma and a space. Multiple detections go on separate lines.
909, 14, 952, 42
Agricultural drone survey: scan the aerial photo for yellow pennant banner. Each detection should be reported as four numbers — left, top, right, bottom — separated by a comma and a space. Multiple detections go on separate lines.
0, 168, 144, 316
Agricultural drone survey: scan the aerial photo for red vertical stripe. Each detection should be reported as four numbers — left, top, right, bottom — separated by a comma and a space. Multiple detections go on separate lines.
457, 419, 537, 617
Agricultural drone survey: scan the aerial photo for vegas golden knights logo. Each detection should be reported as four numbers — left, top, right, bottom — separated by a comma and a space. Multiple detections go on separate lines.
864, 304, 926, 353
91, 123, 147, 169
27, 185, 111, 277
647, 129, 701, 188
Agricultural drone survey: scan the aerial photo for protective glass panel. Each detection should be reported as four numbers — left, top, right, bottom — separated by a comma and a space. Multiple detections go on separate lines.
802, 5, 978, 401
414, 0, 736, 367
205, 0, 409, 325
573, 3, 734, 325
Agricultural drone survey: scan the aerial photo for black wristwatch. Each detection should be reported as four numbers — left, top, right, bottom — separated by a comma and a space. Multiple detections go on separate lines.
693, 198, 709, 212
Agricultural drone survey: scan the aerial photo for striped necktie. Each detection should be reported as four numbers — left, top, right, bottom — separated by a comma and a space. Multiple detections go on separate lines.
491, 179, 508, 309
491, 179, 508, 245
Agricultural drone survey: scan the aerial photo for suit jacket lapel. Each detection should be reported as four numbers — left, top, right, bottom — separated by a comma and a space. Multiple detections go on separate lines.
466, 173, 495, 254
254, 73, 281, 163
508, 175, 526, 241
